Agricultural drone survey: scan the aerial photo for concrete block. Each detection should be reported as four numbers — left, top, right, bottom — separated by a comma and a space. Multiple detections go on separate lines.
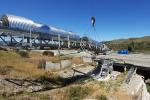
45, 60, 72, 70
45, 61, 60, 70
61, 60, 72, 68
82, 56, 92, 63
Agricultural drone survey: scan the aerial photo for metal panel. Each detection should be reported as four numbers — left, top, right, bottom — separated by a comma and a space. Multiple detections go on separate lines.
0, 21, 2, 26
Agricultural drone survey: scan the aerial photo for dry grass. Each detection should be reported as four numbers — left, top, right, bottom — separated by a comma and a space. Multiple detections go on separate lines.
42, 82, 106, 100
39, 74, 130, 100
28, 51, 59, 64
0, 92, 50, 100
72, 57, 83, 64
85, 75, 132, 100
108, 90, 133, 100
0, 50, 84, 79
0, 50, 58, 79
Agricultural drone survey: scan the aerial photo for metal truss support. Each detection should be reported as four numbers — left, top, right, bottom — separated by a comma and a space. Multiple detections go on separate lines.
9, 35, 18, 44
29, 29, 32, 47
43, 40, 50, 45
31, 36, 38, 44
0, 36, 8, 45
98, 59, 113, 78
124, 66, 137, 84
89, 43, 91, 49
58, 34, 61, 49
67, 35, 70, 48
22, 34, 24, 45
15, 38, 24, 47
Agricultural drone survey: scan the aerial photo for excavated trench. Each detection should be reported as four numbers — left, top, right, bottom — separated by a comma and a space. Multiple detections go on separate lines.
113, 64, 150, 93
62, 64, 150, 86
136, 69, 150, 80
2, 64, 149, 94
60, 66, 102, 85
113, 64, 150, 80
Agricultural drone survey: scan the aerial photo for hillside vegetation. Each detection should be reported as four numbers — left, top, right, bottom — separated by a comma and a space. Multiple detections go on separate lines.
105, 36, 150, 53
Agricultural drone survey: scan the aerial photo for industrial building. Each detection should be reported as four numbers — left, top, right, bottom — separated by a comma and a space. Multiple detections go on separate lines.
0, 14, 103, 50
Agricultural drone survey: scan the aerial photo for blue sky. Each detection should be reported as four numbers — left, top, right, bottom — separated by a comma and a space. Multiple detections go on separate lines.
0, 0, 150, 41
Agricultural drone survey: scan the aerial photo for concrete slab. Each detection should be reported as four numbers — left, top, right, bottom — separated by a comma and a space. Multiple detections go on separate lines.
97, 53, 150, 68
122, 75, 150, 100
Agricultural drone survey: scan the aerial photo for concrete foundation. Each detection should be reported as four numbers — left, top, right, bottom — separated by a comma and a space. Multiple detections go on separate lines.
45, 60, 72, 70
82, 56, 92, 63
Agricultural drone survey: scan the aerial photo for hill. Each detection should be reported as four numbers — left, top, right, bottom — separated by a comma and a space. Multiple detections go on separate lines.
104, 36, 150, 53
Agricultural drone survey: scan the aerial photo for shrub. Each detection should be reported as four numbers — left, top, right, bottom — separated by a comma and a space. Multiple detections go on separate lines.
146, 84, 150, 93
127, 45, 134, 52
36, 71, 62, 86
17, 51, 29, 58
96, 95, 107, 100
38, 59, 46, 69
0, 66, 14, 75
30, 93, 50, 100
43, 51, 54, 56
68, 86, 92, 100
0, 47, 8, 51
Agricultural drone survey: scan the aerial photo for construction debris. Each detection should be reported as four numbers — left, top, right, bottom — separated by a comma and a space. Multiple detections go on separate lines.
123, 66, 137, 84
91, 59, 114, 81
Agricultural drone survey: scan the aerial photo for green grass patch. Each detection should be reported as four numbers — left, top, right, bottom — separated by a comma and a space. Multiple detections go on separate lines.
30, 92, 50, 100
0, 92, 50, 100
43, 51, 54, 56
17, 50, 29, 58
68, 86, 93, 100
0, 66, 14, 75
96, 95, 107, 100
146, 84, 150, 93
105, 36, 150, 53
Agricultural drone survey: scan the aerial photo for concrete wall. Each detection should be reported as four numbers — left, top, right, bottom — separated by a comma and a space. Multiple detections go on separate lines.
45, 60, 72, 70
